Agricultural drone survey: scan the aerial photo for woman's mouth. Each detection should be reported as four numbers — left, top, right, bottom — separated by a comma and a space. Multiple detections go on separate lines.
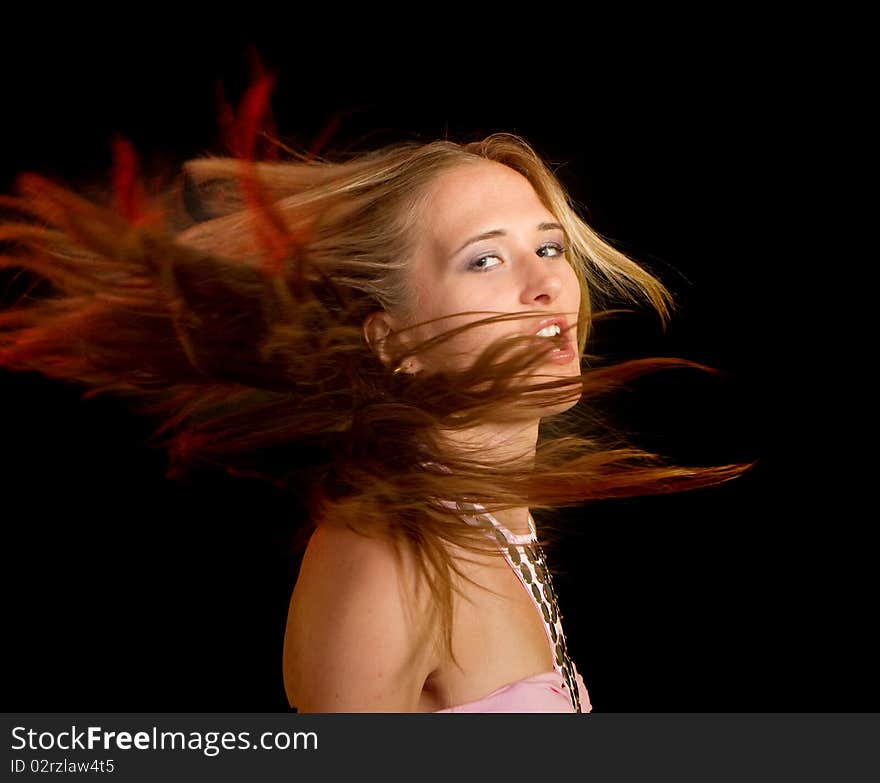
532, 318, 575, 364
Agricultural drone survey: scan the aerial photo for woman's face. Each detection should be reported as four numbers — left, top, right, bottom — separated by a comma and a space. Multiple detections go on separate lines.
394, 160, 582, 393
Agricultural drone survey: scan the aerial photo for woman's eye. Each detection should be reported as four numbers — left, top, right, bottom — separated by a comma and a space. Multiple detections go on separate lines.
468, 254, 503, 272
538, 242, 566, 259
467, 242, 567, 272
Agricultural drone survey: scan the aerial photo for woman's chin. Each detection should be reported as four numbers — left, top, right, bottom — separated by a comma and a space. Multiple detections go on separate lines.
506, 376, 583, 421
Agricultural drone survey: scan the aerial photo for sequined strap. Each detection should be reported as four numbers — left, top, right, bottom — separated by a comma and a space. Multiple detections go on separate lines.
457, 502, 583, 713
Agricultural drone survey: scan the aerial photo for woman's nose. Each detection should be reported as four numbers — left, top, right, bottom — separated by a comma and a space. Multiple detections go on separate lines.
520, 256, 563, 305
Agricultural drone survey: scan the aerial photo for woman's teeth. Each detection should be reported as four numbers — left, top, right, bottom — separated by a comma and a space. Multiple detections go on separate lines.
535, 324, 561, 338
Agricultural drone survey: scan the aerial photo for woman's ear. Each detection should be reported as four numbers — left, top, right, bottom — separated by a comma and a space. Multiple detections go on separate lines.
363, 311, 423, 374
362, 310, 397, 369
364, 310, 422, 374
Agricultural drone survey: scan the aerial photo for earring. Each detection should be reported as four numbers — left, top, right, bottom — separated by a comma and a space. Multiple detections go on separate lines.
393, 360, 417, 375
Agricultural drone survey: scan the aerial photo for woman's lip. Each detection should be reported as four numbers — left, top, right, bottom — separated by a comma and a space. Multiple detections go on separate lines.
547, 339, 575, 364
533, 332, 575, 364
524, 316, 577, 363
533, 316, 570, 336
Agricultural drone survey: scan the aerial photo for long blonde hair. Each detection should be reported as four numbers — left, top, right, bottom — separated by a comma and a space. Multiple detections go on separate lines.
0, 78, 756, 671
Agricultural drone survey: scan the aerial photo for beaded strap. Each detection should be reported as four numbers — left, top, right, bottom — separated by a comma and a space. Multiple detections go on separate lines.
457, 502, 582, 713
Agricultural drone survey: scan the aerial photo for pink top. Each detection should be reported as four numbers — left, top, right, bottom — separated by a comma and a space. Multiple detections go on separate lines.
433, 501, 592, 713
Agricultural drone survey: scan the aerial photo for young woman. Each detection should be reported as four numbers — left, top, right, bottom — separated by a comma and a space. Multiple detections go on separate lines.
0, 82, 754, 712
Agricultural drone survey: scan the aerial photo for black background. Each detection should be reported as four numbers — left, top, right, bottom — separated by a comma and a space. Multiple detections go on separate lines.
2, 25, 870, 712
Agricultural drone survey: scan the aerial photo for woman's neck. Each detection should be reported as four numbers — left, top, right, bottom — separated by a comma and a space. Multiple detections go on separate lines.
436, 419, 539, 536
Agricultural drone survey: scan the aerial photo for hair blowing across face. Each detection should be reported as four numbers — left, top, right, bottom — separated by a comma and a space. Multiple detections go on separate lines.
0, 116, 757, 668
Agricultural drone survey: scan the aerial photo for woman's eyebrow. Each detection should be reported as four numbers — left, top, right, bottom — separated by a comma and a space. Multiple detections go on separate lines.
452, 221, 565, 257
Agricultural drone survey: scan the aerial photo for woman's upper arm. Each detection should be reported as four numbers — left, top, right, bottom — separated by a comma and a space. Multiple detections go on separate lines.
284, 524, 439, 713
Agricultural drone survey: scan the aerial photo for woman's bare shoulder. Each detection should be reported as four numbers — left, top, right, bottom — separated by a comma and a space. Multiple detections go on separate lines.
298, 523, 430, 602
283, 522, 440, 712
